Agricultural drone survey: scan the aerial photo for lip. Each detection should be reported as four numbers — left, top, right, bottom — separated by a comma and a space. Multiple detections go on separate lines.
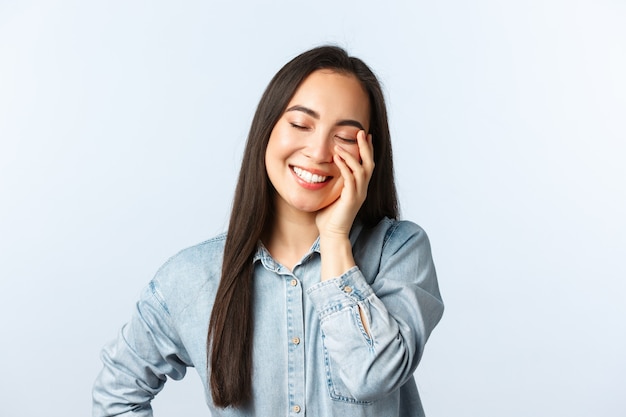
290, 165, 333, 190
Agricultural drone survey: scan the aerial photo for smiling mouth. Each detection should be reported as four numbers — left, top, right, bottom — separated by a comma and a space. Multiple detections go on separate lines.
291, 166, 331, 184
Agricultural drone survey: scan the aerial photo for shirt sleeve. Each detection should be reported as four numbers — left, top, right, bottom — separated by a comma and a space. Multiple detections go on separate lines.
306, 221, 444, 403
92, 280, 191, 417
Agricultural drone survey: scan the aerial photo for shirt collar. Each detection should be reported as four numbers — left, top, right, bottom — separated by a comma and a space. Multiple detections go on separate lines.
252, 219, 364, 268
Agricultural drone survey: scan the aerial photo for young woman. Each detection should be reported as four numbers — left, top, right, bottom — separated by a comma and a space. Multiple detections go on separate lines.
93, 45, 444, 416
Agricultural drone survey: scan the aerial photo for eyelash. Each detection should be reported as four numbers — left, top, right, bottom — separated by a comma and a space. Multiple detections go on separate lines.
290, 123, 308, 130
335, 135, 357, 144
290, 123, 357, 144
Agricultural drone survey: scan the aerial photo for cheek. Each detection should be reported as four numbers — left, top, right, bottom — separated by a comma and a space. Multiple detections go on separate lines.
266, 132, 287, 162
332, 138, 361, 158
341, 145, 361, 161
332, 174, 348, 194
268, 130, 297, 159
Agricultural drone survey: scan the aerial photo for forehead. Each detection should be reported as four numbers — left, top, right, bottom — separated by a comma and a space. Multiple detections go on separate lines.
287, 70, 370, 125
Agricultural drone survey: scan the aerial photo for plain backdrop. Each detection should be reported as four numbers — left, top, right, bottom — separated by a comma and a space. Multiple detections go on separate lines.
1, 1, 625, 416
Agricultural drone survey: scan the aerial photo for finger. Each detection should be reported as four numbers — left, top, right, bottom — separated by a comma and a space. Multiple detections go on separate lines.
357, 131, 375, 175
333, 152, 358, 198
335, 141, 369, 188
334, 146, 368, 201
334, 144, 362, 173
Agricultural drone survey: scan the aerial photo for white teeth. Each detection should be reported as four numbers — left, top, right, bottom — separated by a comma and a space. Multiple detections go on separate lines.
293, 166, 327, 183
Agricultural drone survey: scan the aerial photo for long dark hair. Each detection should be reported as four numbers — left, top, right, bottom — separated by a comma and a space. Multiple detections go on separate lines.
207, 45, 399, 407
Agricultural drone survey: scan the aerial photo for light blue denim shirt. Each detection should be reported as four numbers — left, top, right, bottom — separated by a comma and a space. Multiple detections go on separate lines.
93, 218, 444, 416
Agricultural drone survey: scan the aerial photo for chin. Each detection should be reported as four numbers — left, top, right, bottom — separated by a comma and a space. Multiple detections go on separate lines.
292, 203, 325, 213
288, 198, 331, 214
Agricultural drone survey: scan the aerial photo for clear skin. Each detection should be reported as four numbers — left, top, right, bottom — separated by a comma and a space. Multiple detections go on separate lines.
264, 69, 375, 332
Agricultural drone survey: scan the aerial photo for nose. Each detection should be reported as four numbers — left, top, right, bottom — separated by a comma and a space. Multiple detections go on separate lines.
303, 131, 334, 163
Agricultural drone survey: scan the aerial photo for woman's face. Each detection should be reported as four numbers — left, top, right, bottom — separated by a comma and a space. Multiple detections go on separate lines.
265, 69, 371, 217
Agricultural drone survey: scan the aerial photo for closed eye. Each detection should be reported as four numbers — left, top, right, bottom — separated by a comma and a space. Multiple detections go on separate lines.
290, 123, 308, 130
335, 135, 357, 144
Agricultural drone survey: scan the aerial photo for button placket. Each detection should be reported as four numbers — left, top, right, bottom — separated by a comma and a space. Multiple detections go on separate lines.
285, 274, 305, 416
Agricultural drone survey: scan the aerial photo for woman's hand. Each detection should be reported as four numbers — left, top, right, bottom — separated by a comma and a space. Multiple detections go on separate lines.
316, 130, 374, 280
316, 130, 375, 237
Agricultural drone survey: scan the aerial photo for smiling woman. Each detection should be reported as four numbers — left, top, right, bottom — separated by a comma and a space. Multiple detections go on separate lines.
265, 69, 370, 223
92, 45, 444, 417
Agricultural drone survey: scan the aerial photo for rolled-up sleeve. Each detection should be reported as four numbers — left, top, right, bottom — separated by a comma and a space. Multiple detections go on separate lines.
306, 221, 444, 403
92, 280, 190, 417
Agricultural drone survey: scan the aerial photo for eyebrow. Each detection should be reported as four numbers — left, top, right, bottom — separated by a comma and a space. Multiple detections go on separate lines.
285, 105, 365, 131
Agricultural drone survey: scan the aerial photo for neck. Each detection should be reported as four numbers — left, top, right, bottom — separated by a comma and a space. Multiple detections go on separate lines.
262, 203, 319, 270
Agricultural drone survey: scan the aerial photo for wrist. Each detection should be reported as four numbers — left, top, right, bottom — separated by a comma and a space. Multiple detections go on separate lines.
319, 236, 355, 281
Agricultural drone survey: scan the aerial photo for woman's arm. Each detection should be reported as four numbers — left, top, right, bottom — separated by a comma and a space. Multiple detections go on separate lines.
307, 221, 444, 403
316, 129, 374, 281
92, 281, 190, 417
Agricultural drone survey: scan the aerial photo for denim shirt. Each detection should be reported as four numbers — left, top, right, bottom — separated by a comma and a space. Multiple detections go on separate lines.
93, 218, 444, 416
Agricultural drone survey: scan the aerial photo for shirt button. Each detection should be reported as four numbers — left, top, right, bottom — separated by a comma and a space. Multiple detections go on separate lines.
290, 279, 298, 286
344, 286, 353, 293
293, 405, 301, 413
291, 337, 300, 345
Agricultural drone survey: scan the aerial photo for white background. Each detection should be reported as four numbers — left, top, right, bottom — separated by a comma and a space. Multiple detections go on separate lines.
1, 1, 624, 416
